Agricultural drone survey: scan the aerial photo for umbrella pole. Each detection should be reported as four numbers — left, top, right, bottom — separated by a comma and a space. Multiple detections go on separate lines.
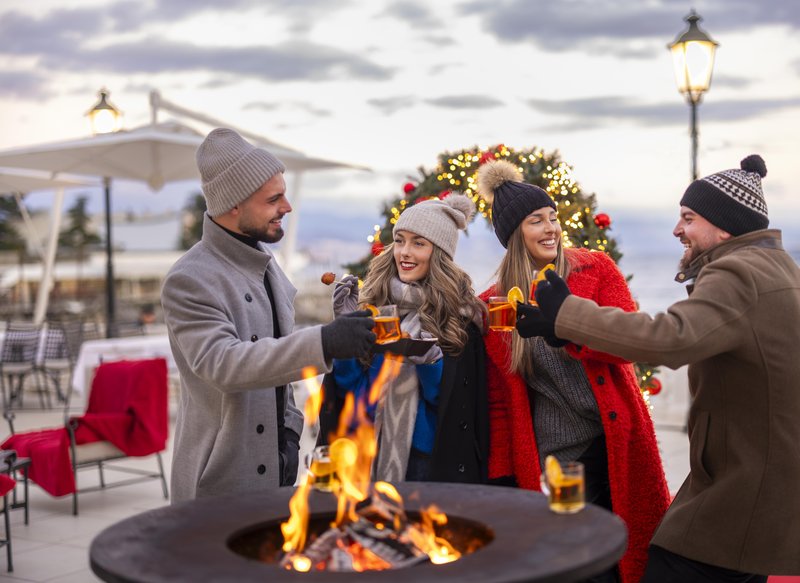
103, 176, 116, 338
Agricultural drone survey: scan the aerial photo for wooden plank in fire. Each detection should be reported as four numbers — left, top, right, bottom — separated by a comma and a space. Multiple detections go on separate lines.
345, 519, 428, 569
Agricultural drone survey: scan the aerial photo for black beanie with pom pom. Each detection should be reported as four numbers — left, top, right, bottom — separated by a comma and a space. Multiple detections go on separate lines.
680, 154, 769, 236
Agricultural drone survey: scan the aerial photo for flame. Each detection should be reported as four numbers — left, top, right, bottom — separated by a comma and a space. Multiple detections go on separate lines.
281, 474, 312, 554
283, 346, 466, 571
300, 367, 322, 426
407, 504, 461, 565
368, 353, 403, 405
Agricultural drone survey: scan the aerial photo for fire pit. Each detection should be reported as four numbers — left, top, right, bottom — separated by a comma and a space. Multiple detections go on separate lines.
90, 483, 627, 582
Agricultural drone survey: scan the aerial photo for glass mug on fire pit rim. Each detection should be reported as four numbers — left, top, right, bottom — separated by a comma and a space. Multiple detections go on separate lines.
372, 304, 402, 344
540, 460, 585, 514
488, 296, 516, 332
305, 445, 337, 492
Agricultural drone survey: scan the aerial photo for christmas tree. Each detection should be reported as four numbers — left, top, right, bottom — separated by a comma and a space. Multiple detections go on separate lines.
345, 143, 660, 397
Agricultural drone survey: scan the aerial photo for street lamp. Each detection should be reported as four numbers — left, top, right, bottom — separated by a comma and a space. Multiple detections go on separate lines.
86, 89, 122, 337
668, 10, 718, 180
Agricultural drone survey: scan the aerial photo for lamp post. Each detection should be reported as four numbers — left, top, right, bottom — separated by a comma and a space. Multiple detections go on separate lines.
86, 88, 122, 337
668, 10, 718, 181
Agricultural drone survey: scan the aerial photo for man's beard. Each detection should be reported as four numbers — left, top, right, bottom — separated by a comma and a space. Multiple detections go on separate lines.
239, 217, 284, 244
678, 245, 695, 271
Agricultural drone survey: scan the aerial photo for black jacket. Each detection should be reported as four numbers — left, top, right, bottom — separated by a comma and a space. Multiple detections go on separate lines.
318, 322, 488, 484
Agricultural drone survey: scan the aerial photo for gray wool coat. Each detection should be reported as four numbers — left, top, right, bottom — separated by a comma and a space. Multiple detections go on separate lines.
162, 214, 331, 503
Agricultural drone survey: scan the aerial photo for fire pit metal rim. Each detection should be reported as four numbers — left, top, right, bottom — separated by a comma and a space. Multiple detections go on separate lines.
90, 482, 627, 583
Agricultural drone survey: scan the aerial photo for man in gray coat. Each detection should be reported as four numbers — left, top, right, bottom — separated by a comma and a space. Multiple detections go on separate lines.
518, 155, 800, 582
162, 128, 376, 503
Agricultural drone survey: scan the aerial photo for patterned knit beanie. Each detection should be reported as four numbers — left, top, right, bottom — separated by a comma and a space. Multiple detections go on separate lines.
393, 194, 475, 258
196, 128, 286, 217
476, 160, 557, 248
680, 155, 769, 236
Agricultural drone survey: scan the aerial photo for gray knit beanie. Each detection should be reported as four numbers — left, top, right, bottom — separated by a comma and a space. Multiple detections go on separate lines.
196, 128, 286, 217
393, 194, 475, 258
680, 154, 769, 236
476, 159, 556, 248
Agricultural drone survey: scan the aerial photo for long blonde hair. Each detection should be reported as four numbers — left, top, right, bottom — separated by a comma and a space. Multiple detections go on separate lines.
361, 243, 487, 356
496, 227, 572, 378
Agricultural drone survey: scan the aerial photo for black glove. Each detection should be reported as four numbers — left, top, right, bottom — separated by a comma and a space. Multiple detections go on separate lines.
321, 309, 376, 360
534, 269, 572, 323
515, 303, 568, 347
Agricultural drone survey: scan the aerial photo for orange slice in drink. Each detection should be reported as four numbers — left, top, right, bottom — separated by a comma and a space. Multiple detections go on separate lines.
507, 286, 525, 310
363, 303, 379, 317
545, 455, 564, 486
530, 263, 556, 302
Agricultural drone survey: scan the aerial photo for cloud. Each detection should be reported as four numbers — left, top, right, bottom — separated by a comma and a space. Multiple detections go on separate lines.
461, 0, 800, 53
367, 96, 418, 115
525, 95, 800, 129
0, 70, 51, 99
35, 38, 393, 82
424, 95, 504, 109
380, 2, 442, 30
244, 100, 332, 117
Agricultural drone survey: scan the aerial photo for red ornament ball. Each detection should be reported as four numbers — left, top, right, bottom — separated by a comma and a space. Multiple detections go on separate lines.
646, 377, 662, 396
403, 182, 416, 194
438, 190, 452, 199
478, 152, 495, 165
593, 213, 611, 229
371, 242, 385, 256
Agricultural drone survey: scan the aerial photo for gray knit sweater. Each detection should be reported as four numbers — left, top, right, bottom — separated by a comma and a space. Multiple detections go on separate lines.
525, 338, 602, 467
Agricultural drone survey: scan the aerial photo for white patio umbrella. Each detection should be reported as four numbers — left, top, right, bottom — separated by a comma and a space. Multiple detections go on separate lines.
1, 169, 96, 324
0, 121, 364, 336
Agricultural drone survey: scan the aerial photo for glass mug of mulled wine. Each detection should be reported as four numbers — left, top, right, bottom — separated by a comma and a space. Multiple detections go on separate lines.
488, 296, 516, 331
372, 304, 402, 344
540, 457, 585, 514
305, 445, 337, 492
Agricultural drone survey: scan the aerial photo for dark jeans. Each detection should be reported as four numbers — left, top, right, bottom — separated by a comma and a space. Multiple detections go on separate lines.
642, 545, 768, 583
578, 435, 618, 583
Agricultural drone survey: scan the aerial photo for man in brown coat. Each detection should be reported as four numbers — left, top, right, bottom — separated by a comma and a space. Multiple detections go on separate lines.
519, 155, 800, 582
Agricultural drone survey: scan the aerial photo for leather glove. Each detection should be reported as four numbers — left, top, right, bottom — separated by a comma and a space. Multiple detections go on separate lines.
332, 275, 359, 318
321, 309, 376, 360
515, 303, 568, 347
534, 269, 572, 323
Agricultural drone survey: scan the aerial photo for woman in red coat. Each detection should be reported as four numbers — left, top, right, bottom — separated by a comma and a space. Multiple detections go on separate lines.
476, 160, 670, 583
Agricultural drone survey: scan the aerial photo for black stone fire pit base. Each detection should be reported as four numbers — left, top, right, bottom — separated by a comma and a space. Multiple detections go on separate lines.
90, 482, 627, 583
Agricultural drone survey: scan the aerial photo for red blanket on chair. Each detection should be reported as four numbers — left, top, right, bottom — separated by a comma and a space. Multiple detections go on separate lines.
0, 473, 15, 497
0, 358, 168, 497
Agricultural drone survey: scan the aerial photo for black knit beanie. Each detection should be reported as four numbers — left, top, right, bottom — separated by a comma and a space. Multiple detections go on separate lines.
476, 160, 557, 248
680, 154, 769, 236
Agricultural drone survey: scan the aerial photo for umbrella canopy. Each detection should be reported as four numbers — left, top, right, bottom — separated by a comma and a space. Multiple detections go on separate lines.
0, 168, 96, 194
0, 121, 363, 336
0, 121, 362, 191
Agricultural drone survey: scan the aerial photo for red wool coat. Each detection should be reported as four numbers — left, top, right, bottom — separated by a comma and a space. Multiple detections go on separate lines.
480, 248, 670, 583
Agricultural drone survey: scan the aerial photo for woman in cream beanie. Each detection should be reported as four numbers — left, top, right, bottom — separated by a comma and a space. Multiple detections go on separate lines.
319, 194, 489, 485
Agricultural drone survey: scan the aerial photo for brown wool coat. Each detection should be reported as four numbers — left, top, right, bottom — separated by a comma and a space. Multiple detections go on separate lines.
162, 214, 331, 503
555, 229, 800, 575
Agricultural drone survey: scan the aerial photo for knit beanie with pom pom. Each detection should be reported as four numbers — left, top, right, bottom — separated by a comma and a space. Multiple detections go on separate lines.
476, 159, 556, 248
393, 193, 475, 258
680, 154, 769, 236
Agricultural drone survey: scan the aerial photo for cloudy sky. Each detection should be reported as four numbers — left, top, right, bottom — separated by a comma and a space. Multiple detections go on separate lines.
2, 0, 800, 221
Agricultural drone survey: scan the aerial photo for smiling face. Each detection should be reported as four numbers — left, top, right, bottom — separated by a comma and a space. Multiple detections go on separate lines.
520, 207, 561, 268
673, 206, 732, 269
233, 173, 291, 243
393, 230, 435, 283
